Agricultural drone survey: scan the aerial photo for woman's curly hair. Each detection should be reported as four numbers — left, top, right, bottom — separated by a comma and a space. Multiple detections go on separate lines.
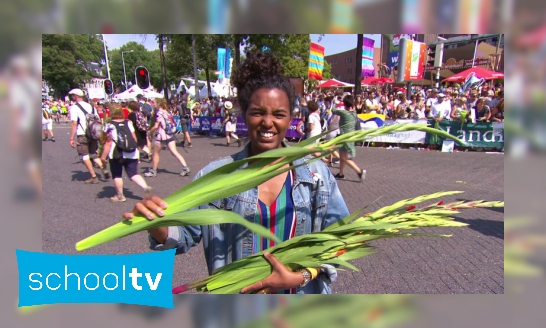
231, 50, 296, 115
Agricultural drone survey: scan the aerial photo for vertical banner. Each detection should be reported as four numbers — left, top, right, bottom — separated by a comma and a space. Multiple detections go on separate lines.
361, 37, 375, 78
217, 48, 226, 80
308, 42, 325, 80
225, 49, 232, 79
397, 38, 426, 82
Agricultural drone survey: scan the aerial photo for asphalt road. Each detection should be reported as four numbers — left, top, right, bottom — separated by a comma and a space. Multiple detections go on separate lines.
42, 123, 504, 294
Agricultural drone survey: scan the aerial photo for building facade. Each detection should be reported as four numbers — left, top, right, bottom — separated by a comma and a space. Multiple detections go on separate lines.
325, 47, 382, 84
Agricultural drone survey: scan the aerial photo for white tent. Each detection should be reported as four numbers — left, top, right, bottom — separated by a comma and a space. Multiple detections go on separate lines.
143, 88, 164, 99
113, 85, 144, 101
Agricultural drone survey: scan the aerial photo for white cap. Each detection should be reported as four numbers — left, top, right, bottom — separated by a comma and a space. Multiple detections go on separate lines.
68, 88, 85, 97
224, 101, 233, 110
438, 93, 445, 97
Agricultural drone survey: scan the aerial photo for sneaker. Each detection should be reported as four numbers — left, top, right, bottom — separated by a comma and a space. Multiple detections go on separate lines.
144, 169, 157, 177
226, 142, 230, 147
102, 169, 110, 180
51, 138, 56, 142
334, 173, 345, 180
43, 138, 48, 141
84, 176, 99, 184
188, 143, 193, 148
237, 139, 242, 147
110, 194, 126, 202
180, 168, 191, 176
332, 159, 340, 164
358, 169, 366, 183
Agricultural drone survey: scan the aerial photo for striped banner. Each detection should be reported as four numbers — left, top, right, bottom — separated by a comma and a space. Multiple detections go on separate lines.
308, 42, 325, 80
362, 37, 375, 78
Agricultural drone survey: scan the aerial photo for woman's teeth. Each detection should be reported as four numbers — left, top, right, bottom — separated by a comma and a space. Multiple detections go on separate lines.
260, 132, 275, 138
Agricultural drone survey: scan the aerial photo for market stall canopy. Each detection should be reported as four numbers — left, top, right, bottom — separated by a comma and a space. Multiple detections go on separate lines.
317, 78, 354, 88
514, 25, 546, 48
443, 67, 504, 83
143, 88, 164, 99
361, 77, 393, 85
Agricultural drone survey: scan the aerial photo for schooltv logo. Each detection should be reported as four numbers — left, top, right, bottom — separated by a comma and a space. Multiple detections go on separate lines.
16, 249, 176, 308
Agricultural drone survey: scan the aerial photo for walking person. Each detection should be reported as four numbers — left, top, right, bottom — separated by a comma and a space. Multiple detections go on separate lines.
127, 100, 152, 161
223, 101, 242, 147
331, 95, 366, 182
68, 88, 110, 184
42, 102, 55, 141
144, 99, 191, 178
100, 105, 152, 202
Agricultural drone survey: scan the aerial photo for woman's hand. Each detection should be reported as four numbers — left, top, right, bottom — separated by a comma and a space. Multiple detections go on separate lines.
122, 195, 169, 243
240, 253, 304, 294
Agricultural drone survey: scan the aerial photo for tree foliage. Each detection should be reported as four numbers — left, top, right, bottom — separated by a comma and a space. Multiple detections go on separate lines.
42, 34, 105, 97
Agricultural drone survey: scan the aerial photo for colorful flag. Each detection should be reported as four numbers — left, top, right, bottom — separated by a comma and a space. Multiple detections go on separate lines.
362, 37, 375, 78
309, 42, 325, 80
217, 48, 232, 80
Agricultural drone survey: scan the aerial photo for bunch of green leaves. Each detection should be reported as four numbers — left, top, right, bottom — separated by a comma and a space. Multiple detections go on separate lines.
172, 191, 504, 294
76, 122, 466, 251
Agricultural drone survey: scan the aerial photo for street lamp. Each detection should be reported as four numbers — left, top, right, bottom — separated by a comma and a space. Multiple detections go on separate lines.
121, 49, 134, 90
98, 34, 111, 80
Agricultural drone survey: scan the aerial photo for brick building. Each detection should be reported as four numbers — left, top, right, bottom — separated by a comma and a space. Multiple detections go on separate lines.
324, 47, 382, 84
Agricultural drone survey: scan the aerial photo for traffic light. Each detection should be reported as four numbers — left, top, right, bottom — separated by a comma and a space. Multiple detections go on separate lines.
135, 66, 150, 89
427, 45, 436, 67
427, 43, 444, 68
104, 79, 114, 95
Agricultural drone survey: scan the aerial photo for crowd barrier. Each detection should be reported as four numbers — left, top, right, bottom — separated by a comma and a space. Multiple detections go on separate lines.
172, 115, 504, 149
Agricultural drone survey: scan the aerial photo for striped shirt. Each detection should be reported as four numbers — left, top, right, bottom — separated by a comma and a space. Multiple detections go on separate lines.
253, 170, 297, 294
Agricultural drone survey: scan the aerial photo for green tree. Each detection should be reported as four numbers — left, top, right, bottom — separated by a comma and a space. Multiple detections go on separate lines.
42, 34, 105, 97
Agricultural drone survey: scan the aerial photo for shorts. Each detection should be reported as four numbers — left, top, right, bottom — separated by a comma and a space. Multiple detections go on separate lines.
76, 135, 98, 158
180, 118, 189, 133
109, 158, 139, 179
42, 121, 53, 130
154, 136, 175, 146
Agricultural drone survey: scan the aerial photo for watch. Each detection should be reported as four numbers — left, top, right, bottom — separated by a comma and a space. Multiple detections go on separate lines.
299, 269, 312, 287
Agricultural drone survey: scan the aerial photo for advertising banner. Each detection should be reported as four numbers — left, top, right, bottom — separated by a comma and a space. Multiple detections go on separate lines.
397, 38, 427, 82
309, 42, 325, 80
388, 51, 399, 72
425, 120, 504, 148
360, 119, 427, 144
175, 116, 305, 139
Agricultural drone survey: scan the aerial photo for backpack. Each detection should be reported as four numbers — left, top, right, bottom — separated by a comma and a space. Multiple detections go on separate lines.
229, 111, 238, 124
139, 102, 152, 118
75, 102, 102, 140
42, 109, 50, 120
110, 120, 137, 159
159, 110, 177, 135
134, 110, 149, 132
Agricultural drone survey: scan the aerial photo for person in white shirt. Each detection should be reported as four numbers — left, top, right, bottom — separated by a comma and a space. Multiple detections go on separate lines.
426, 88, 439, 113
307, 100, 322, 142
365, 92, 380, 114
68, 88, 109, 184
430, 93, 451, 121
100, 105, 151, 202
42, 103, 55, 141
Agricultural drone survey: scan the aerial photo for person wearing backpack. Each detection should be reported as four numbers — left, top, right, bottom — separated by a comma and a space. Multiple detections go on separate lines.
68, 88, 110, 184
144, 99, 191, 178
99, 105, 152, 202
127, 101, 151, 161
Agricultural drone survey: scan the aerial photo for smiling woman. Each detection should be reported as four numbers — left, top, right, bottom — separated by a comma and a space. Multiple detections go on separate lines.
122, 50, 350, 294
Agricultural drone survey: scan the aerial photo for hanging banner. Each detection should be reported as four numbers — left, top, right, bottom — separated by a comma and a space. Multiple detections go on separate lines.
217, 48, 232, 80
388, 51, 399, 72
362, 37, 375, 78
397, 38, 427, 82
308, 42, 325, 80
425, 120, 504, 148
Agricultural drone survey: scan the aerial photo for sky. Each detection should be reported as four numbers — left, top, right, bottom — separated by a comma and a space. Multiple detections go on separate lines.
102, 34, 383, 56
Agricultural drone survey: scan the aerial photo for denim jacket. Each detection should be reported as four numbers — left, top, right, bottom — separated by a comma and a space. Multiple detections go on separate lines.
149, 142, 350, 294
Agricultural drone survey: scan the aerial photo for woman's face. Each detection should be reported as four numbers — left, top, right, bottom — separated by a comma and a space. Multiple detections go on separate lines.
477, 101, 484, 109
244, 88, 291, 155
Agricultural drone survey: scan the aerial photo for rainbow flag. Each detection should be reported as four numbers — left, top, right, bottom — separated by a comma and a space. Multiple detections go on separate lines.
308, 42, 325, 80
